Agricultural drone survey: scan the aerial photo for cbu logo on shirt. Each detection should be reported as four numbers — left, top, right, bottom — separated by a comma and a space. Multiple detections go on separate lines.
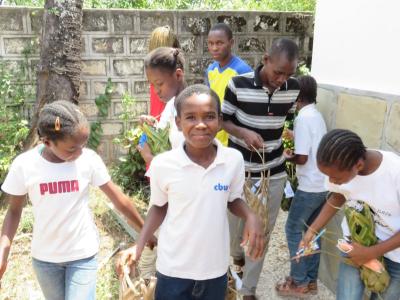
214, 183, 229, 192
40, 180, 79, 195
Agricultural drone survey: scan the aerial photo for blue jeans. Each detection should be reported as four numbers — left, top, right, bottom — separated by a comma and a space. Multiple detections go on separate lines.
285, 189, 327, 285
337, 257, 400, 300
155, 272, 227, 300
32, 255, 97, 300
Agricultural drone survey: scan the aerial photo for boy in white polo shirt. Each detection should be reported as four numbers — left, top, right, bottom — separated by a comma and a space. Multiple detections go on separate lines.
276, 76, 328, 297
128, 84, 264, 300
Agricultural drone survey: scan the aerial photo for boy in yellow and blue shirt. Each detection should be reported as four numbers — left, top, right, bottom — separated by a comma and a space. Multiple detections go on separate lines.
206, 23, 252, 146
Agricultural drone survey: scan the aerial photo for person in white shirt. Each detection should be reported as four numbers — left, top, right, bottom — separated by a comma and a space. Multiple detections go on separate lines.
120, 84, 265, 300
0, 101, 149, 300
299, 129, 400, 300
137, 47, 187, 165
276, 76, 328, 297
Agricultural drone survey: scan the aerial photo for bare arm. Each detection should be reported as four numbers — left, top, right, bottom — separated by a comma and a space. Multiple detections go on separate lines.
228, 198, 265, 259
0, 194, 26, 279
300, 192, 346, 247
284, 149, 308, 165
222, 120, 263, 149
99, 181, 144, 232
135, 204, 168, 260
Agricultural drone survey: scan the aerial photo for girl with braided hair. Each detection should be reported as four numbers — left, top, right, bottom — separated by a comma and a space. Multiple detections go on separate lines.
299, 129, 400, 300
0, 100, 151, 299
137, 47, 187, 164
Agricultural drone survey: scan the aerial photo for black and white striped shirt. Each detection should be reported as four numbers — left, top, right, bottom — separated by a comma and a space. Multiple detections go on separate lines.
222, 65, 300, 178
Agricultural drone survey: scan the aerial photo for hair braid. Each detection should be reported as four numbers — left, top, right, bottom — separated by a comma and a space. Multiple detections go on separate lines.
317, 129, 366, 170
37, 100, 88, 142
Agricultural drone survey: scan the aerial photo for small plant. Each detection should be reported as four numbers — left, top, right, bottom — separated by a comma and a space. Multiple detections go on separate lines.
281, 119, 298, 211
111, 93, 148, 198
0, 56, 32, 186
88, 78, 113, 150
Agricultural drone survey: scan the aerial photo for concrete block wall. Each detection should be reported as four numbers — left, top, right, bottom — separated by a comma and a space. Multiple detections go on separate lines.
0, 7, 314, 162
316, 84, 400, 154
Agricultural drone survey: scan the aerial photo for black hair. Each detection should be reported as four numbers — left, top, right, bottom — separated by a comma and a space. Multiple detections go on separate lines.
37, 100, 88, 142
175, 84, 221, 117
209, 23, 233, 40
144, 47, 185, 73
317, 129, 367, 170
269, 38, 299, 62
298, 75, 317, 103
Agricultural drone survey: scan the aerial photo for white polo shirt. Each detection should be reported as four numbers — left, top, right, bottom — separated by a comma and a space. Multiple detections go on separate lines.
147, 140, 245, 280
294, 104, 327, 192
157, 97, 184, 149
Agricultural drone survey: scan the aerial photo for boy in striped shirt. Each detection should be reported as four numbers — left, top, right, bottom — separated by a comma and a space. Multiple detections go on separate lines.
222, 38, 300, 300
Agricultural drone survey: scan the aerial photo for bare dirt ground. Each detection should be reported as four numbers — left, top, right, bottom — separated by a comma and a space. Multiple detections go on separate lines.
255, 210, 335, 300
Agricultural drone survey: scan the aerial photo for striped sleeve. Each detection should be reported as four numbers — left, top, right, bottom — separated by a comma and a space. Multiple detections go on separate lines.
222, 79, 238, 120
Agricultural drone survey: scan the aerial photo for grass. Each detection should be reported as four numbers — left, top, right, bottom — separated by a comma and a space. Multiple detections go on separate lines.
0, 188, 148, 300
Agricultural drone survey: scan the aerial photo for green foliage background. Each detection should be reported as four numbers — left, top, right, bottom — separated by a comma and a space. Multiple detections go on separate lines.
3, 0, 315, 11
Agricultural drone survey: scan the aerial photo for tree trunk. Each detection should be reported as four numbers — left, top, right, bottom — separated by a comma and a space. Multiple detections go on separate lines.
23, 0, 84, 149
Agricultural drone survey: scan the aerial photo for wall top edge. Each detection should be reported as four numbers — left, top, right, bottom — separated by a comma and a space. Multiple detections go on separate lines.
318, 83, 400, 101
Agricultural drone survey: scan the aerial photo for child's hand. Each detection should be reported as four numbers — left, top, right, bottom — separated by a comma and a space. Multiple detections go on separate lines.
137, 142, 154, 164
347, 242, 377, 266
283, 148, 294, 159
115, 245, 137, 278
139, 115, 156, 126
297, 229, 316, 262
241, 213, 265, 260
146, 235, 158, 249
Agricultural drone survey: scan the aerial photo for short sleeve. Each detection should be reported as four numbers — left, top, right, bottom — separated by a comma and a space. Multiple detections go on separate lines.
148, 157, 168, 206
1, 157, 27, 196
229, 152, 245, 202
158, 98, 174, 130
294, 118, 311, 156
222, 79, 239, 120
90, 151, 111, 187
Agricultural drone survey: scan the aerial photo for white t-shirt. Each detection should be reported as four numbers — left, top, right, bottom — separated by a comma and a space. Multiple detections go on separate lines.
294, 104, 327, 192
326, 151, 400, 262
2, 146, 110, 263
147, 140, 245, 280
157, 97, 185, 149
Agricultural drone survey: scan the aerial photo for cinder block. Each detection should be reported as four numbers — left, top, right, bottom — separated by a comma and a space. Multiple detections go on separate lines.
82, 59, 107, 76
113, 59, 144, 76
0, 10, 23, 31
93, 81, 128, 98
336, 93, 387, 148
101, 122, 123, 135
92, 37, 124, 54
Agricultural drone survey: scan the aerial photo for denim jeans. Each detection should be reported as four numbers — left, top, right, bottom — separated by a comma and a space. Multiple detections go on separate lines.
337, 257, 400, 300
155, 272, 227, 300
285, 189, 327, 285
32, 255, 97, 300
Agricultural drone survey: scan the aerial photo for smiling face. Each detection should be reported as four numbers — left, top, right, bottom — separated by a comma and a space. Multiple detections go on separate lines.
146, 67, 184, 102
207, 29, 233, 65
43, 125, 90, 163
261, 53, 297, 91
176, 93, 221, 150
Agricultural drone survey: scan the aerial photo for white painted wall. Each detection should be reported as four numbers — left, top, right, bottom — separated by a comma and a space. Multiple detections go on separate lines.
311, 0, 400, 95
